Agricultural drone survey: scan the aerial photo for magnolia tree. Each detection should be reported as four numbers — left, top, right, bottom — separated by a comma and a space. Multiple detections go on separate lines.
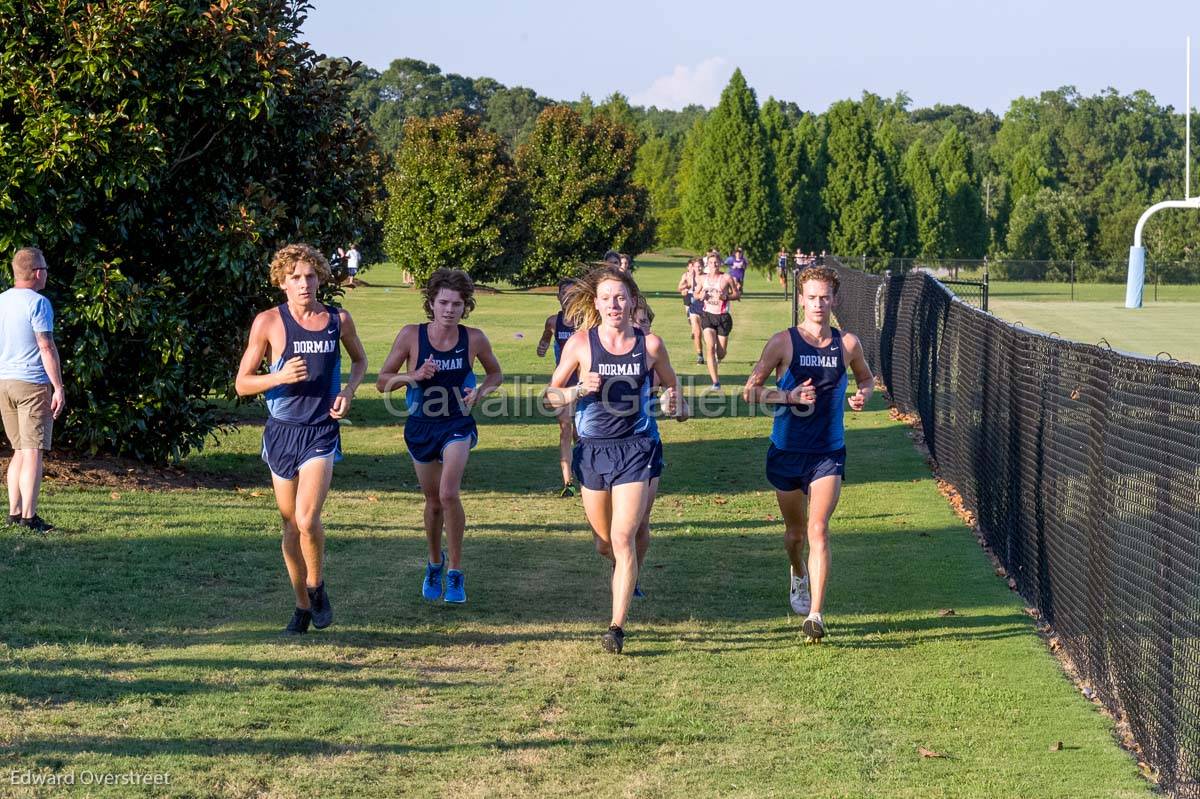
0, 0, 379, 461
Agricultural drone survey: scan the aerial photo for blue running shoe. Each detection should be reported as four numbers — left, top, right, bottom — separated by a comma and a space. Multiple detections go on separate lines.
444, 570, 467, 604
422, 551, 446, 600
633, 582, 645, 599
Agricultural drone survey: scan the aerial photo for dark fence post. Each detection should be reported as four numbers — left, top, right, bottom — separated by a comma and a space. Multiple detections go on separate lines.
791, 264, 799, 328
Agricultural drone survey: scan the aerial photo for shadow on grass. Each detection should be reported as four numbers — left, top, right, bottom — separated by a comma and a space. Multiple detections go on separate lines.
1, 523, 1024, 652
5, 732, 671, 762
182, 419, 902, 493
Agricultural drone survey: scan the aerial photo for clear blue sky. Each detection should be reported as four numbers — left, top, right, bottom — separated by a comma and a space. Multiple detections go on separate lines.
302, 0, 1196, 114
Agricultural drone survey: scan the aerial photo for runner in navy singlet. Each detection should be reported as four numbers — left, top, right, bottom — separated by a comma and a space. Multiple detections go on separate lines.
544, 266, 684, 654
377, 268, 503, 606
236, 244, 368, 635
537, 279, 579, 497
742, 265, 873, 644
676, 257, 705, 364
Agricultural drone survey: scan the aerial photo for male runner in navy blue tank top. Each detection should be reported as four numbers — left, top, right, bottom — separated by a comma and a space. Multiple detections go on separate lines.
743, 266, 873, 643
377, 269, 503, 605
537, 279, 578, 497
236, 244, 368, 635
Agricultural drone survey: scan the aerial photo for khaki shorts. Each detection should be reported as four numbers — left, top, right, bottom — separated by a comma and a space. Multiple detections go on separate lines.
0, 380, 53, 451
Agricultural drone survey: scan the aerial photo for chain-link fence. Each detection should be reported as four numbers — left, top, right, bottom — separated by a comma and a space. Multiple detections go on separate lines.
828, 256, 1200, 798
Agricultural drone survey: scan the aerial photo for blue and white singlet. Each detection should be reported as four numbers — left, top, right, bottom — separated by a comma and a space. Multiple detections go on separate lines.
574, 327, 654, 440
265, 304, 341, 425
770, 327, 848, 453
407, 323, 477, 420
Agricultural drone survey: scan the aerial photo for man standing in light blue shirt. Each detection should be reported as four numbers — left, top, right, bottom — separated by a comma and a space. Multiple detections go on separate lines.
0, 247, 65, 533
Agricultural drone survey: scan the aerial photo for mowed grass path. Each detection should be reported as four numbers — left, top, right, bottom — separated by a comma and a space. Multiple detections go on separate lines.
0, 258, 1148, 798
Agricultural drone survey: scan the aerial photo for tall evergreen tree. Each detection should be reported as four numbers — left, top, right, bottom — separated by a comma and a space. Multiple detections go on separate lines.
902, 142, 949, 257
762, 98, 804, 250
821, 100, 897, 257
793, 114, 829, 251
633, 133, 684, 246
673, 115, 706, 234
935, 127, 989, 257
679, 69, 779, 263
876, 115, 918, 256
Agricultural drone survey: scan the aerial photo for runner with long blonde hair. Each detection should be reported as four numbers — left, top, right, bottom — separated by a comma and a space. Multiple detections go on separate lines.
544, 266, 684, 653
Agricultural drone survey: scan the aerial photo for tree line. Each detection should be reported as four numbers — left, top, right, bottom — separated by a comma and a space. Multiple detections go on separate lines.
350, 58, 1200, 282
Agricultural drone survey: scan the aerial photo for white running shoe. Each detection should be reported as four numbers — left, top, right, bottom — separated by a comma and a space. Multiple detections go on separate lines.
789, 568, 811, 616
802, 612, 826, 643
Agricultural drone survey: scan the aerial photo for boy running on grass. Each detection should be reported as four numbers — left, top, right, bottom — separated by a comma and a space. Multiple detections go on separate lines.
742, 266, 872, 643
537, 279, 579, 497
236, 244, 368, 635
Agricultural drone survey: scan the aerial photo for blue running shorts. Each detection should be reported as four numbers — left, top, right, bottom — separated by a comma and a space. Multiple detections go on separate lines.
765, 445, 845, 494
404, 415, 478, 464
573, 435, 655, 491
649, 438, 664, 480
262, 418, 342, 480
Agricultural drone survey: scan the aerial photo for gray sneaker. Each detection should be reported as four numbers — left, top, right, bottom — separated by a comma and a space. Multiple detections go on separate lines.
789, 568, 811, 616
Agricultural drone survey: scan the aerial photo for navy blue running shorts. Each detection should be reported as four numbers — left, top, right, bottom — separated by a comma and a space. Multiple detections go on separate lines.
765, 445, 845, 494
573, 435, 655, 491
404, 415, 478, 464
262, 418, 342, 480
649, 438, 664, 480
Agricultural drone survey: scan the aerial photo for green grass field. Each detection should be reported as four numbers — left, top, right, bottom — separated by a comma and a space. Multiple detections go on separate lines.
950, 278, 1200, 364
0, 257, 1151, 797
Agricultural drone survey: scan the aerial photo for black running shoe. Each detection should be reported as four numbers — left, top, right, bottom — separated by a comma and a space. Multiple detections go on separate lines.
601, 624, 625, 654
6, 514, 19, 526
283, 607, 312, 635
19, 515, 55, 533
307, 582, 333, 629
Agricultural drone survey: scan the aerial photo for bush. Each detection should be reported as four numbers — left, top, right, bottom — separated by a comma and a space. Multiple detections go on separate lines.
382, 111, 528, 286
516, 106, 653, 286
0, 0, 379, 462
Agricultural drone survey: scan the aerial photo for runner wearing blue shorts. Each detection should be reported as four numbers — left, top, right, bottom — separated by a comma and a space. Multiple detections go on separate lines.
377, 269, 503, 605
544, 266, 684, 653
236, 244, 368, 635
537, 279, 579, 497
742, 266, 873, 643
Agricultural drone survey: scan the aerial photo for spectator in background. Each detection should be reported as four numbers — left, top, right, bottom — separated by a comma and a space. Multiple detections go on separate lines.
618, 253, 633, 273
0, 247, 66, 533
345, 243, 361, 288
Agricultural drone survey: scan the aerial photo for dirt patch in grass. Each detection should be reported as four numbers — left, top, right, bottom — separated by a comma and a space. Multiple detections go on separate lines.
1, 451, 239, 491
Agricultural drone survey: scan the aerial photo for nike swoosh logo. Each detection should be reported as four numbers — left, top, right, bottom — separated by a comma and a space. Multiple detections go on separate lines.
454, 348, 465, 354
829, 347, 839, 351
631, 352, 644, 358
